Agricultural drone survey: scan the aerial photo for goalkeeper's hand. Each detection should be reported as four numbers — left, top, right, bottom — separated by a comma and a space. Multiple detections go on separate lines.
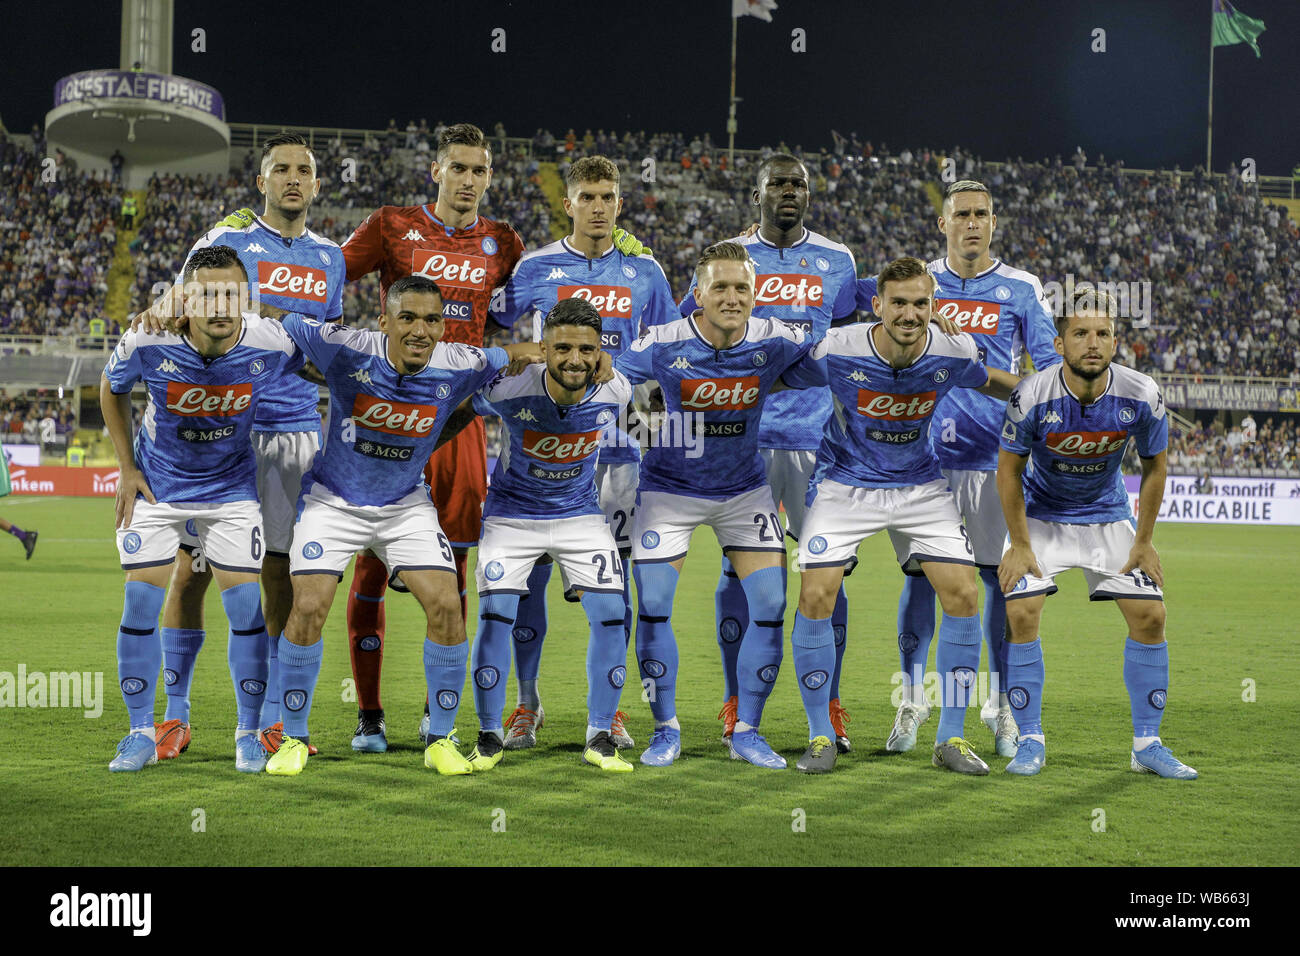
612, 227, 651, 257
214, 207, 257, 231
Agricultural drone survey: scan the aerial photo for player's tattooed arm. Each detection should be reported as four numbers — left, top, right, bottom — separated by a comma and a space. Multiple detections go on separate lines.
975, 367, 1020, 401
996, 447, 1041, 594
1121, 450, 1167, 588
434, 397, 478, 451
100, 375, 156, 529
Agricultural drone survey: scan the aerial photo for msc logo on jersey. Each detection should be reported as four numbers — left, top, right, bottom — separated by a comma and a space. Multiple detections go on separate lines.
681, 376, 761, 410
1119, 406, 1136, 424
936, 299, 1000, 334
436, 384, 451, 400
481, 236, 498, 256
475, 666, 500, 689
443, 300, 473, 321
283, 690, 307, 712
156, 359, 181, 374
933, 368, 949, 384
301, 541, 324, 559
413, 250, 487, 290
258, 262, 330, 303
641, 659, 666, 678
856, 389, 937, 421
436, 690, 459, 710
1149, 689, 1167, 710
1008, 686, 1030, 710
484, 561, 505, 581
120, 677, 147, 695
641, 530, 660, 549
802, 670, 828, 690
559, 285, 633, 318
249, 359, 266, 376
756, 273, 823, 307
608, 666, 627, 689
122, 532, 142, 554
757, 664, 780, 684
807, 536, 828, 555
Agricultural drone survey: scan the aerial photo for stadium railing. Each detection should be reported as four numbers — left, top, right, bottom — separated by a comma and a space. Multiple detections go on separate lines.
0, 335, 115, 356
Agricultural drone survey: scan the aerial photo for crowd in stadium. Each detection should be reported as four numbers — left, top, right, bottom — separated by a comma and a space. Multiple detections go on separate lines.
1167, 416, 1299, 474
0, 390, 77, 445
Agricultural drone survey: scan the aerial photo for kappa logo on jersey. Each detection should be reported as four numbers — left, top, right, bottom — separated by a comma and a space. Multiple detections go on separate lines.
755, 273, 823, 307
165, 382, 253, 417
856, 389, 937, 421
848, 370, 868, 382
257, 262, 330, 303
936, 299, 1001, 334
680, 376, 761, 410
351, 394, 439, 436
546, 268, 569, 281
558, 284, 632, 318
349, 369, 373, 385
669, 357, 693, 370
1042, 410, 1063, 424
1045, 430, 1128, 458
514, 408, 538, 422
246, 243, 268, 254
156, 359, 181, 374
413, 250, 488, 290
402, 229, 425, 241
522, 429, 602, 463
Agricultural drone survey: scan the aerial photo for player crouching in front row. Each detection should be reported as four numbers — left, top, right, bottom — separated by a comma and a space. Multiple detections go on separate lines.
996, 289, 1196, 779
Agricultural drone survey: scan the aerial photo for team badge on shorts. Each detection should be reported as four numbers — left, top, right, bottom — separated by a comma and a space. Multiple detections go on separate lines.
1013, 577, 1028, 592
484, 561, 504, 581
806, 535, 827, 555
481, 236, 498, 255
608, 666, 626, 689
302, 541, 324, 560
641, 530, 660, 549
475, 666, 500, 689
122, 532, 142, 555
436, 689, 459, 710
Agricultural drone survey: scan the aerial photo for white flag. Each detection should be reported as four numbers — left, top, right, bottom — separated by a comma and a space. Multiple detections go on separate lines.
733, 0, 777, 22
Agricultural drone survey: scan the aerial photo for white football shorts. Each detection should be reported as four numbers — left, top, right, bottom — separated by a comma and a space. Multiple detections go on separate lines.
1002, 517, 1164, 602
477, 514, 624, 597
117, 498, 263, 573
631, 484, 786, 564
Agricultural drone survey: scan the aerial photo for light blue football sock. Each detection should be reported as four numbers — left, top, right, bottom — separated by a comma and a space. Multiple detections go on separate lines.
935, 611, 982, 742
1005, 638, 1045, 736
512, 562, 551, 693
472, 593, 519, 734
221, 581, 268, 731
277, 635, 323, 741
791, 610, 835, 740
1124, 637, 1168, 738
424, 640, 468, 738
582, 591, 628, 731
735, 565, 786, 728
633, 562, 680, 723
118, 581, 166, 732
161, 627, 204, 724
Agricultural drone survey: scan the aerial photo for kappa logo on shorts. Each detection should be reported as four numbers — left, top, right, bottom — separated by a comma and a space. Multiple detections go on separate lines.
898, 632, 920, 653
283, 690, 307, 712
757, 664, 780, 684
512, 625, 536, 643
122, 532, 142, 555
163, 668, 179, 687
801, 669, 829, 690
641, 659, 666, 678
358, 635, 381, 652
484, 561, 505, 581
120, 677, 146, 695
608, 665, 626, 689
806, 535, 827, 555
240, 679, 266, 696
1148, 688, 1167, 710
475, 666, 500, 690
436, 689, 459, 710
301, 541, 324, 560
641, 530, 660, 549
719, 617, 742, 643
1008, 686, 1031, 710
952, 666, 977, 689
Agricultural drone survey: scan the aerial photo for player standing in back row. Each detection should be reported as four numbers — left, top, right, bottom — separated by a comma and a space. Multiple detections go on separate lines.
679, 154, 858, 751
860, 181, 1060, 758
996, 289, 1196, 779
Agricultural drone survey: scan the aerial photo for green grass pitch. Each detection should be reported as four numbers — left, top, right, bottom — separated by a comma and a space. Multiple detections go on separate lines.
1, 495, 1296, 866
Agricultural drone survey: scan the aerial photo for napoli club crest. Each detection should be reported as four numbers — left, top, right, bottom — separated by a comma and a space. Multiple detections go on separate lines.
802, 669, 829, 690
622, 263, 637, 279
1119, 406, 1136, 424
481, 236, 498, 256
641, 530, 660, 549
283, 690, 307, 712
933, 368, 949, 384
319, 250, 332, 266
1008, 687, 1030, 710
475, 666, 500, 689
753, 351, 767, 367
642, 659, 666, 678
807, 536, 828, 555
120, 677, 146, 695
249, 359, 266, 376
122, 532, 142, 555
757, 664, 780, 684
436, 383, 451, 400
436, 689, 459, 710
484, 561, 505, 581
608, 666, 627, 688
1148, 689, 1167, 710
302, 541, 324, 560
995, 286, 1012, 301
815, 256, 830, 272
597, 409, 614, 425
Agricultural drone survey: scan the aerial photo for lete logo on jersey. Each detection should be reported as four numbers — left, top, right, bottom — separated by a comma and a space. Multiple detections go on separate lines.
257, 262, 330, 303
522, 429, 602, 463
413, 250, 488, 290
680, 376, 761, 410
351, 394, 439, 436
856, 389, 937, 420
936, 299, 1000, 334
559, 285, 632, 318
165, 382, 253, 416
1045, 431, 1128, 457
755, 274, 823, 307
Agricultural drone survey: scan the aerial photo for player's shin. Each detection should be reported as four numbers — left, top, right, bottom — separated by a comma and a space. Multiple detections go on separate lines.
980, 569, 1009, 707
898, 575, 938, 706
735, 566, 787, 728
582, 592, 628, 738
829, 586, 848, 699
423, 640, 468, 739
473, 594, 519, 734
346, 553, 388, 711
792, 611, 835, 740
1124, 637, 1168, 745
118, 581, 166, 731
632, 562, 680, 724
161, 628, 205, 723
222, 582, 270, 731
714, 557, 748, 700
512, 562, 551, 708
277, 634, 323, 741
934, 611, 982, 742
1005, 639, 1045, 739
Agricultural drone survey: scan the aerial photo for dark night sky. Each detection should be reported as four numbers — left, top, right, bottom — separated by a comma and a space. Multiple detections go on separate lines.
5, 0, 1298, 173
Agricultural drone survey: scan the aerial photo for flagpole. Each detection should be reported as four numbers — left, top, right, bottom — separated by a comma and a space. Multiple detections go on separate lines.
1206, 9, 1215, 173
728, 10, 738, 167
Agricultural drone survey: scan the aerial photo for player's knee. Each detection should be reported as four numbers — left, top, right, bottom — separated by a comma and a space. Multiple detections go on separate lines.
633, 563, 678, 619
1129, 601, 1166, 641
422, 589, 463, 639
1005, 600, 1039, 641
937, 579, 979, 618
798, 580, 836, 619
581, 592, 625, 630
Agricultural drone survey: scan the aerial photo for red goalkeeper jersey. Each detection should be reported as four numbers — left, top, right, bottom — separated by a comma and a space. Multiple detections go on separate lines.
341, 205, 525, 347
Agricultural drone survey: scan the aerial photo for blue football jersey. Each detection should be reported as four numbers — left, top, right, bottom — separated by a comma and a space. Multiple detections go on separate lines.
615, 314, 814, 500
1001, 363, 1167, 524
488, 239, 677, 465
473, 365, 634, 520
281, 315, 508, 507
857, 257, 1060, 470
788, 324, 990, 490
680, 228, 857, 451
104, 315, 301, 503
183, 218, 346, 433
